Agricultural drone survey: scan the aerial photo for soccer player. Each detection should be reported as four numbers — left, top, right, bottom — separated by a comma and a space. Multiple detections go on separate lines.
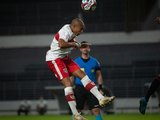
73, 41, 110, 120
46, 18, 115, 120
139, 74, 160, 114
139, 17, 160, 115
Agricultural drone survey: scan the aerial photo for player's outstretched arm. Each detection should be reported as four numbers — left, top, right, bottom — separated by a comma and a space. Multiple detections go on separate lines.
58, 39, 81, 48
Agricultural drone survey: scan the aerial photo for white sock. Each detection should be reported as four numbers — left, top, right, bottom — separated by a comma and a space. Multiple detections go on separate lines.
81, 75, 104, 101
64, 87, 79, 115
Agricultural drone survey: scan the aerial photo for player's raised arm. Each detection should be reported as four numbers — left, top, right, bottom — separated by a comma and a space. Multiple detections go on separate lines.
58, 39, 80, 48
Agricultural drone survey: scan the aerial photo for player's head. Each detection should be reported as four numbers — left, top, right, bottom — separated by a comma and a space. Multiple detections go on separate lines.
80, 41, 91, 54
70, 18, 85, 36
154, 16, 160, 24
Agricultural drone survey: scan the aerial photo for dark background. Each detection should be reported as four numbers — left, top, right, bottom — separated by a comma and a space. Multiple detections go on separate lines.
0, 0, 159, 35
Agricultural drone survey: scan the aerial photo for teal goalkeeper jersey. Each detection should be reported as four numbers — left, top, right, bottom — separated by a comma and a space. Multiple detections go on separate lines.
74, 56, 101, 86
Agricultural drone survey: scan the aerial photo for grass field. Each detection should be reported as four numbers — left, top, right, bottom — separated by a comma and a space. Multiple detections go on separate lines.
0, 114, 160, 120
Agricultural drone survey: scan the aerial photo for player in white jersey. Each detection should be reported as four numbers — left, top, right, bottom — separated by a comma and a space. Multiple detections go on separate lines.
46, 18, 115, 120
46, 24, 77, 61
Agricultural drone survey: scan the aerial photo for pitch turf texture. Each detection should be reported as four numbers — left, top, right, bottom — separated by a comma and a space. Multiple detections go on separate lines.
0, 114, 159, 120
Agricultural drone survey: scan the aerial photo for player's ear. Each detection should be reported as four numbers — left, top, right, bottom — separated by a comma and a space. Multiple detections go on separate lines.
71, 24, 76, 30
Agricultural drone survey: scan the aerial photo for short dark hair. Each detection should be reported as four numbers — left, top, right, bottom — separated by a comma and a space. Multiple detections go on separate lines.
80, 41, 91, 48
71, 18, 85, 29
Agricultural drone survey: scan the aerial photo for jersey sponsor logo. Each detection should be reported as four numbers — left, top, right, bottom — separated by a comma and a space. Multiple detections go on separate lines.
91, 69, 95, 73
63, 68, 68, 73
80, 68, 85, 71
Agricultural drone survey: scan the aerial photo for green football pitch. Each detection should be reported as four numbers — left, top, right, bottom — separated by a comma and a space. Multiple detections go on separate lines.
0, 114, 159, 120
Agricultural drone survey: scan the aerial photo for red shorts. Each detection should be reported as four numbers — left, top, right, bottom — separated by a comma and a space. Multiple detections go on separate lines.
47, 56, 80, 80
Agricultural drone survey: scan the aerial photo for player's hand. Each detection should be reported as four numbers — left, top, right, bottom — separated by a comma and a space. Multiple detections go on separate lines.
74, 41, 81, 48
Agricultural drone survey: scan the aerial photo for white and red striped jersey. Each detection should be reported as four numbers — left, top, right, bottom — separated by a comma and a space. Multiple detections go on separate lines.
46, 24, 76, 61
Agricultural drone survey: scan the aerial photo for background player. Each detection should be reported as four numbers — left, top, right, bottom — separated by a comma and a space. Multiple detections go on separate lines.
46, 18, 115, 120
139, 16, 160, 115
72, 41, 107, 120
139, 74, 160, 114
17, 100, 31, 116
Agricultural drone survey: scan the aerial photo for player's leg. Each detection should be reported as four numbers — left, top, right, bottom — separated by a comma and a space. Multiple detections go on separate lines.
139, 74, 160, 114
61, 78, 87, 120
74, 70, 103, 99
139, 97, 147, 115
47, 59, 87, 120
25, 109, 29, 115
61, 77, 79, 115
17, 108, 21, 116
74, 85, 86, 113
71, 68, 115, 106
92, 108, 103, 120
155, 87, 160, 108
87, 93, 103, 120
145, 75, 160, 102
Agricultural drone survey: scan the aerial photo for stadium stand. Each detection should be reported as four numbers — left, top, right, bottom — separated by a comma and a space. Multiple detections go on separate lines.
0, 0, 158, 35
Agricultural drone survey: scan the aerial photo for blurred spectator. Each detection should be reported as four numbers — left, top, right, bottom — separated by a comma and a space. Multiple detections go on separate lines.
36, 96, 47, 115
17, 100, 31, 116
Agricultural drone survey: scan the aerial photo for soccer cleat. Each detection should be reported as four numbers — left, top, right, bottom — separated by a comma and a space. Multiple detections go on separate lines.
139, 97, 148, 115
72, 114, 87, 120
99, 96, 115, 107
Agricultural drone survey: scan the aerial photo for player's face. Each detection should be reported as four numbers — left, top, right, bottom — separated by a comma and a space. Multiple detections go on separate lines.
73, 25, 84, 36
80, 45, 90, 54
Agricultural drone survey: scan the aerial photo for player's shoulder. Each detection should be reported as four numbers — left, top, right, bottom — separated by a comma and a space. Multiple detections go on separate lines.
59, 24, 73, 36
90, 56, 101, 65
60, 24, 70, 32
90, 56, 99, 62
74, 57, 81, 61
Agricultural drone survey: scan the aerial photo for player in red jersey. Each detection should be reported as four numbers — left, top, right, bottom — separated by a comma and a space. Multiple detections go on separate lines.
46, 18, 115, 120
